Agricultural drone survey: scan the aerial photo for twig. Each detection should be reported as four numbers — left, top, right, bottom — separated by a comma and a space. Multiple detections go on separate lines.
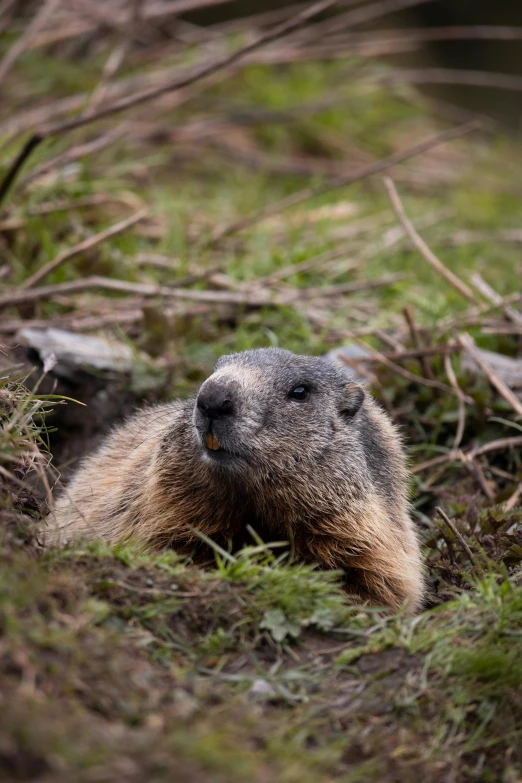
0, 275, 272, 309
413, 435, 522, 474
342, 338, 458, 396
470, 272, 522, 327
444, 354, 466, 450
435, 507, 478, 568
403, 306, 434, 379
342, 25, 522, 46
18, 125, 129, 191
471, 436, 522, 459
503, 483, 522, 513
213, 121, 478, 242
457, 333, 522, 419
383, 177, 475, 302
21, 209, 148, 289
337, 343, 458, 364
0, 0, 16, 35
256, 251, 359, 287
84, 0, 144, 112
296, 0, 435, 39
380, 67, 522, 94
291, 272, 406, 300
412, 452, 460, 474
0, 0, 60, 86
488, 466, 518, 482
447, 229, 522, 246
464, 457, 495, 501
31, 0, 239, 48
0, 0, 338, 205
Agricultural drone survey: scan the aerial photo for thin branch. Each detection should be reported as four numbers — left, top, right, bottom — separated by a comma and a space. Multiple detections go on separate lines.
341, 338, 458, 396
403, 306, 435, 380
503, 483, 522, 512
471, 436, 522, 459
470, 272, 522, 327
31, 0, 239, 48
341, 343, 458, 364
291, 272, 406, 300
0, 275, 273, 309
435, 507, 478, 568
21, 209, 148, 289
84, 0, 144, 113
343, 25, 522, 45
444, 354, 466, 450
380, 67, 522, 94
458, 333, 522, 419
465, 457, 495, 501
413, 435, 522, 475
383, 177, 476, 302
18, 125, 129, 191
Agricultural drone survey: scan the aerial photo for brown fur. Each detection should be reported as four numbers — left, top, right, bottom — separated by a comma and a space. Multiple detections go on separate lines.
45, 348, 425, 613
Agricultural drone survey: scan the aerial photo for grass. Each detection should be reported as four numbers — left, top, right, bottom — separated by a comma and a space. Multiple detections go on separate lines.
1, 15, 522, 782
0, 526, 521, 781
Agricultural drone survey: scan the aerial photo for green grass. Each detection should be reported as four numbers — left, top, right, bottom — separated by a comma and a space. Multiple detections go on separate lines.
0, 530, 521, 781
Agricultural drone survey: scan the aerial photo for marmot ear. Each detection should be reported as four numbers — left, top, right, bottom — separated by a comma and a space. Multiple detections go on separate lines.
341, 382, 365, 419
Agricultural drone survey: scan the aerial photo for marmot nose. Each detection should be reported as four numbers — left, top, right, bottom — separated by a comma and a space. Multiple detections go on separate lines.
196, 382, 235, 420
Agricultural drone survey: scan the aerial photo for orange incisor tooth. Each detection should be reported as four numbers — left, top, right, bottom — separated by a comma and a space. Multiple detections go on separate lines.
206, 433, 221, 451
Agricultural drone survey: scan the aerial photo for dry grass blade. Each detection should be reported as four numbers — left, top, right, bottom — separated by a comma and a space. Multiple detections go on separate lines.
413, 435, 522, 474
31, 0, 239, 48
293, 272, 406, 300
380, 67, 522, 93
18, 125, 129, 191
503, 483, 522, 512
0, 276, 273, 309
457, 333, 522, 419
341, 338, 458, 396
21, 209, 149, 289
383, 177, 476, 302
403, 306, 435, 380
435, 506, 478, 568
471, 435, 522, 459
84, 0, 144, 113
345, 25, 522, 47
444, 353, 466, 450
470, 272, 522, 327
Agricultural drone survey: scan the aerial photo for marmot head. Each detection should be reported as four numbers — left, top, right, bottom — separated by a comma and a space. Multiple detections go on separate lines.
193, 348, 365, 475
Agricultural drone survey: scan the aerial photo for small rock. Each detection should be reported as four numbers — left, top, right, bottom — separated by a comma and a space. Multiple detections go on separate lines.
324, 343, 374, 383
172, 687, 199, 719
18, 327, 135, 380
461, 347, 522, 398
248, 678, 277, 702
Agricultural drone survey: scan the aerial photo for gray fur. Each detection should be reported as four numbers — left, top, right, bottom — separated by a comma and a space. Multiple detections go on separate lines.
45, 348, 425, 612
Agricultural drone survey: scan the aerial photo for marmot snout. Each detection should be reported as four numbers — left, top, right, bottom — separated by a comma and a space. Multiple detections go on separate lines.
194, 350, 366, 473
45, 348, 425, 613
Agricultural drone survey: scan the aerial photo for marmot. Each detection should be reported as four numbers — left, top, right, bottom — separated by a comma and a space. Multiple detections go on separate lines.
45, 348, 424, 612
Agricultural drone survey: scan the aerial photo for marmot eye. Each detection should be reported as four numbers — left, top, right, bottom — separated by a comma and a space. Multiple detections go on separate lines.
289, 385, 310, 401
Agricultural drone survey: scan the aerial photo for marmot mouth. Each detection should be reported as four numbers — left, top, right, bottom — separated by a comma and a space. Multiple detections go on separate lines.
203, 432, 244, 463
206, 432, 221, 451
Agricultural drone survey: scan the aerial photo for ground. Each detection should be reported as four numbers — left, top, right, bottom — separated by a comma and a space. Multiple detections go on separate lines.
1, 6, 522, 781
